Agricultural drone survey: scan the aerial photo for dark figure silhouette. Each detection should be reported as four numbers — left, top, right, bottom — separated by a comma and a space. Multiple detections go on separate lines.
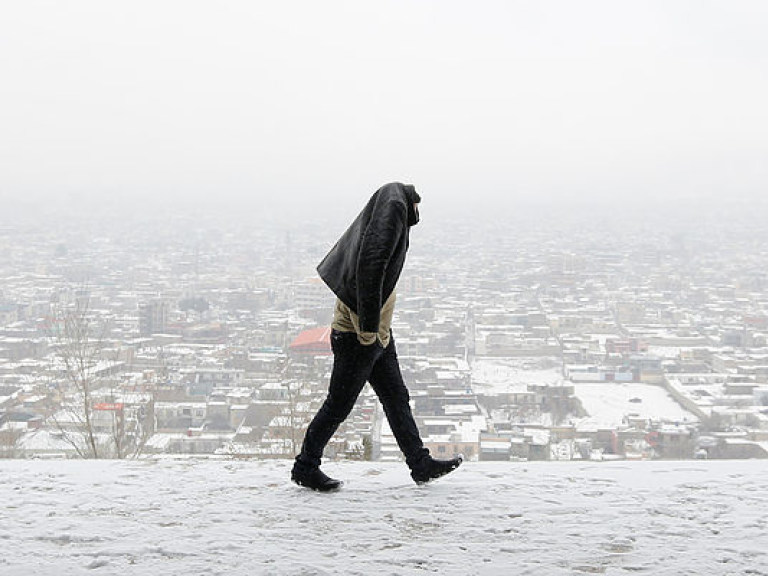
291, 183, 463, 491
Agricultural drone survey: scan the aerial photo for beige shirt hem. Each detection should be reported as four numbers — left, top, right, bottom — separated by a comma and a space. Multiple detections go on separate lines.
331, 292, 396, 347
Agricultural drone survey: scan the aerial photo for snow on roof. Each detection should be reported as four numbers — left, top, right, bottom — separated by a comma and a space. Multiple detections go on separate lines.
481, 438, 511, 450
16, 429, 105, 452
574, 383, 698, 429
471, 357, 562, 393
154, 401, 207, 408
0, 421, 29, 432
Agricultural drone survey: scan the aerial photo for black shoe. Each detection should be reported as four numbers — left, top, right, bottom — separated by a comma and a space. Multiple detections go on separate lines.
291, 464, 343, 492
410, 454, 463, 485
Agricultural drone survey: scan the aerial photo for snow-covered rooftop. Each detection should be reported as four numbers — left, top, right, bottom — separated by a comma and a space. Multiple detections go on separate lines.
574, 383, 699, 429
471, 357, 563, 393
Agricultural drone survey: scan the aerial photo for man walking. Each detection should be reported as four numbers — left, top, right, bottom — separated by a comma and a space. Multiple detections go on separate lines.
291, 182, 463, 491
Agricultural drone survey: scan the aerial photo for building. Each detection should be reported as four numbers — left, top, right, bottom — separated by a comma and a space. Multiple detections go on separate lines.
138, 299, 168, 336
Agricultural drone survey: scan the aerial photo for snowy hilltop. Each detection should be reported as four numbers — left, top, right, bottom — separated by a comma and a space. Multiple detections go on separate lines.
1, 458, 767, 575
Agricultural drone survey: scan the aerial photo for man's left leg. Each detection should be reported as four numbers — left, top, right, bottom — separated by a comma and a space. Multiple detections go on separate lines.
367, 337, 428, 469
368, 335, 462, 483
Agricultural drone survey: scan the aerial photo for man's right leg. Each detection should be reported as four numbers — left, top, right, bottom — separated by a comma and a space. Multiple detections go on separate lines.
294, 330, 381, 473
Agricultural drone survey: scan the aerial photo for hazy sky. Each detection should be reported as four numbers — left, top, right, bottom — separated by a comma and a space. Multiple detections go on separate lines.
1, 1, 767, 220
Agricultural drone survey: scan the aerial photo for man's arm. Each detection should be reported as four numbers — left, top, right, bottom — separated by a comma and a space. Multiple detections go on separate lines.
356, 197, 405, 334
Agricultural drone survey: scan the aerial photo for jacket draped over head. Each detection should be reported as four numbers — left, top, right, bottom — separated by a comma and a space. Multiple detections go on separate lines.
316, 182, 420, 333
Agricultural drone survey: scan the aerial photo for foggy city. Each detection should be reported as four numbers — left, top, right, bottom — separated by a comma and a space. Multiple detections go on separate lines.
1, 1, 768, 575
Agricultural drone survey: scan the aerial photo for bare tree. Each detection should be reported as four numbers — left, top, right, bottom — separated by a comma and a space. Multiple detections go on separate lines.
264, 381, 307, 457
48, 293, 151, 458
49, 295, 106, 457
262, 357, 313, 457
284, 380, 300, 457
0, 424, 23, 458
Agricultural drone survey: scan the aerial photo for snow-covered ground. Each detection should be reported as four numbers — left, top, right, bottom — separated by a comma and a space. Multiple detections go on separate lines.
1, 459, 766, 575
573, 383, 698, 429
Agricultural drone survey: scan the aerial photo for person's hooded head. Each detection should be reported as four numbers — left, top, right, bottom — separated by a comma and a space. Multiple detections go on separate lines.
403, 184, 421, 227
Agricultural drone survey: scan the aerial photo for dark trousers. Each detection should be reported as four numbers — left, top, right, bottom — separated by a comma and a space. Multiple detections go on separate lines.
296, 329, 429, 470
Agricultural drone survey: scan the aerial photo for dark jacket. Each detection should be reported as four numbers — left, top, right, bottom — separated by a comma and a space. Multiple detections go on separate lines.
317, 182, 421, 333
